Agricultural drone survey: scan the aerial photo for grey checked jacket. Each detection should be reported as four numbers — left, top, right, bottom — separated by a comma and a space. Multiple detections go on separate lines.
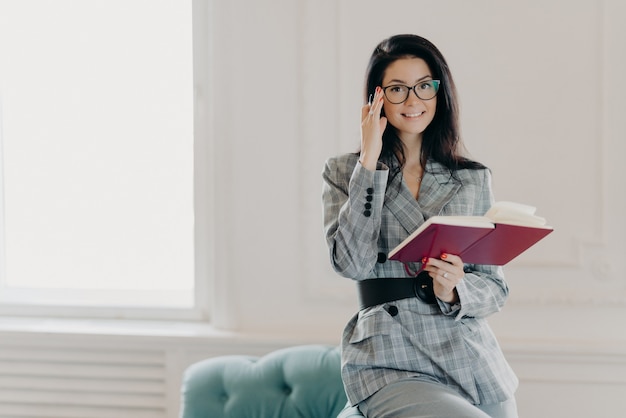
322, 153, 518, 407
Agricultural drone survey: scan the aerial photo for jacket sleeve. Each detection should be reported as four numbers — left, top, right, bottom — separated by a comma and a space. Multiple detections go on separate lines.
450, 168, 511, 319
322, 156, 389, 280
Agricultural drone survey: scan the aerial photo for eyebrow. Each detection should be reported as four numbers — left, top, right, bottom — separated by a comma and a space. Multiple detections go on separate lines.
386, 75, 433, 84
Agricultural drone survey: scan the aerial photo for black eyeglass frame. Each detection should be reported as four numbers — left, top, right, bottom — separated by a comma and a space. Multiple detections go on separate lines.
381, 80, 441, 104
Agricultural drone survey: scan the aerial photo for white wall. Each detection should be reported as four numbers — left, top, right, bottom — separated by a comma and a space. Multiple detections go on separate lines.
1, 1, 625, 417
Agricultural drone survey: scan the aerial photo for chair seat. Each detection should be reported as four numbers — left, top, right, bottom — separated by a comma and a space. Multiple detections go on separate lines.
180, 344, 358, 418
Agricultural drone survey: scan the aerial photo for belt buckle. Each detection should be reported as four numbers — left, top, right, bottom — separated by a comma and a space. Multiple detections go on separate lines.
413, 271, 437, 304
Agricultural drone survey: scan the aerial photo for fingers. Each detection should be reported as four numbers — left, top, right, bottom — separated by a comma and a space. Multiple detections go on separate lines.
421, 254, 463, 303
360, 87, 387, 170
362, 87, 384, 121
421, 253, 464, 284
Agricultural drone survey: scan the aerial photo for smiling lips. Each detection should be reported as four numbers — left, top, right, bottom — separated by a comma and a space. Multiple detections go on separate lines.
403, 111, 425, 118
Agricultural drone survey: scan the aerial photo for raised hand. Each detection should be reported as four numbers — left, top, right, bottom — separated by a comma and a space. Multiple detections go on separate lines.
359, 86, 388, 171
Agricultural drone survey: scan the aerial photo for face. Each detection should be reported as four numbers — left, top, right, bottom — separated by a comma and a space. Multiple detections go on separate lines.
381, 57, 437, 143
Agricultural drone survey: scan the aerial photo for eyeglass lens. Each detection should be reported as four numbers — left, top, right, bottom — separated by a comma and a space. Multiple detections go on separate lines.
383, 80, 440, 104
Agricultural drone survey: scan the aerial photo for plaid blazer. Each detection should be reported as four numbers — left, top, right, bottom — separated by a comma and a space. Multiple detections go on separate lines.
322, 153, 518, 407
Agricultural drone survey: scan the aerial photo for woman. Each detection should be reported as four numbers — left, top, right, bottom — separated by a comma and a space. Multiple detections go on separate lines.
322, 34, 519, 417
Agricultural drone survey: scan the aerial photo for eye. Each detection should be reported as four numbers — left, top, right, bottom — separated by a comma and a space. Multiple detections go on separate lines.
418, 81, 434, 91
387, 85, 407, 93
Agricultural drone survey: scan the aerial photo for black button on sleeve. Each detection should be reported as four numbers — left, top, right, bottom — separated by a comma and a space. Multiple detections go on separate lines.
386, 305, 399, 317
377, 252, 387, 263
364, 187, 374, 217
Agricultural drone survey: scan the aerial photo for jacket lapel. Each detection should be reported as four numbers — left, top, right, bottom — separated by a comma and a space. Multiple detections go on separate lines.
384, 160, 462, 235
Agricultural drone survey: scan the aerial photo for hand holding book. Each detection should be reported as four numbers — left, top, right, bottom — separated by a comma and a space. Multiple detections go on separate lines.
422, 253, 464, 303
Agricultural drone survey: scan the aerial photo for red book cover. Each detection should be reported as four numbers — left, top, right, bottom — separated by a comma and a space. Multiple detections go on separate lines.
388, 223, 495, 264
454, 223, 552, 265
388, 202, 554, 266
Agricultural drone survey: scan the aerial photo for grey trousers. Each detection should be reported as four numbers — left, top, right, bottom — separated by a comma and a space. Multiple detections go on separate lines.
358, 378, 519, 418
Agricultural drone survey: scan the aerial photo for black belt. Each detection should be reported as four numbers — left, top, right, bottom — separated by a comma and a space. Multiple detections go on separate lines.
356, 271, 436, 310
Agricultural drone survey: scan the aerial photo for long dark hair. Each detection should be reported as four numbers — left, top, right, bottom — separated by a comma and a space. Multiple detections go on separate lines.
363, 34, 485, 173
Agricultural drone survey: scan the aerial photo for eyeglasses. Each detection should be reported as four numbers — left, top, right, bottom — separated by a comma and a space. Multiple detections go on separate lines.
382, 80, 440, 104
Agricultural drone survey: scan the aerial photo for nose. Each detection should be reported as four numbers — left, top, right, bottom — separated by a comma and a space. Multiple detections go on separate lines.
406, 86, 422, 103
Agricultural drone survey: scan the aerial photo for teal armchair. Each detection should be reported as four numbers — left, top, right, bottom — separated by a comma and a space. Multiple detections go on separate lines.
179, 344, 363, 418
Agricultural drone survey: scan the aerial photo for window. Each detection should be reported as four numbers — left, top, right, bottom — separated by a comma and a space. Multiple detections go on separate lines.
0, 1, 210, 320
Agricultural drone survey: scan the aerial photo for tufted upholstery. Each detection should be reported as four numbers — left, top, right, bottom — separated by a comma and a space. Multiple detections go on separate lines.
180, 344, 362, 418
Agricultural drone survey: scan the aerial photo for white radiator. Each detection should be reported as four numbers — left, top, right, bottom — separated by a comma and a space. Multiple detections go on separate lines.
0, 344, 168, 418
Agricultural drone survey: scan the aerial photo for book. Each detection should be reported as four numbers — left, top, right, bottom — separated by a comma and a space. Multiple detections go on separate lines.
387, 201, 554, 266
